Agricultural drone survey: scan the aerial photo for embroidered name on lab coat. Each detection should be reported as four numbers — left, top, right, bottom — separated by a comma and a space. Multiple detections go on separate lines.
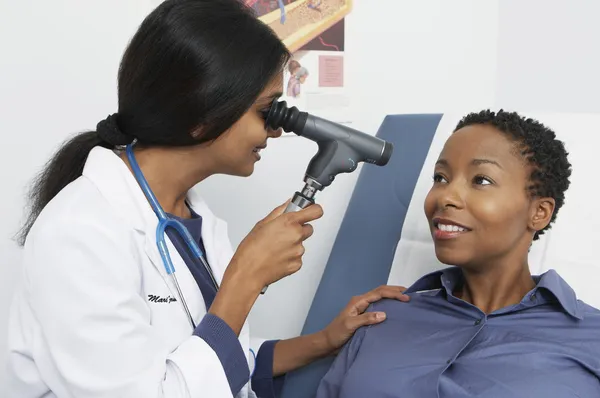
147, 294, 177, 303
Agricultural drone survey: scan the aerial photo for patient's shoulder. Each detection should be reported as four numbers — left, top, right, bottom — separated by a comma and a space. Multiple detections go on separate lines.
580, 299, 600, 312
579, 300, 600, 323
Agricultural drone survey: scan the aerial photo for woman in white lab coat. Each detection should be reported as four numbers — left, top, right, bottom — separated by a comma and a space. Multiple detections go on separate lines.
6, 1, 409, 397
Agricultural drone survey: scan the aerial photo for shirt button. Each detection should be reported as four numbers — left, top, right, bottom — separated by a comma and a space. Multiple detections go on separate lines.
446, 359, 452, 364
531, 294, 536, 301
474, 319, 482, 325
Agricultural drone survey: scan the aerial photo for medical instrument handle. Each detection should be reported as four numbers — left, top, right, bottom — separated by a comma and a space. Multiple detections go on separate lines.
259, 190, 314, 294
284, 201, 304, 213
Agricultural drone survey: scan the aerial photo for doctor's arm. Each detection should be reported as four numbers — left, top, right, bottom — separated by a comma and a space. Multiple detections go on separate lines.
246, 286, 407, 398
271, 285, 408, 376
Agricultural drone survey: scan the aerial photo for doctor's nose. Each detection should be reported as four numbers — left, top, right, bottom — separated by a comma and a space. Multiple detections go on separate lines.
267, 127, 283, 138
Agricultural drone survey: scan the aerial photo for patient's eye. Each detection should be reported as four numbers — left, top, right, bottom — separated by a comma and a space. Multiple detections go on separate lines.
433, 173, 448, 183
473, 175, 493, 185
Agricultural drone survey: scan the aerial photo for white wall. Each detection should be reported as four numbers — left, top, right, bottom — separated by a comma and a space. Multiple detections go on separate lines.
0, 0, 156, 390
495, 0, 600, 114
1, 0, 598, 390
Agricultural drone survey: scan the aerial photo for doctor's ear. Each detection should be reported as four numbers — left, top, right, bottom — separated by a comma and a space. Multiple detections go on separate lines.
529, 197, 555, 233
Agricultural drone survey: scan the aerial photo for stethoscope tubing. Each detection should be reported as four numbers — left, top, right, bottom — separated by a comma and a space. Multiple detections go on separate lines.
125, 143, 219, 330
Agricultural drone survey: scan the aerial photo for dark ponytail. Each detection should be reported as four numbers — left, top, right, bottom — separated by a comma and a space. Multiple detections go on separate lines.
16, 0, 290, 246
16, 114, 132, 246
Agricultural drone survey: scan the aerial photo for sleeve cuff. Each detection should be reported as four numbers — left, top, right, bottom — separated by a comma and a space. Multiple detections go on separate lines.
194, 313, 250, 395
251, 340, 286, 398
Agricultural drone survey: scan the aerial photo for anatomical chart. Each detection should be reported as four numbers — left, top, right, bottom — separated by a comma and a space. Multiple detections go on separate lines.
246, 0, 353, 124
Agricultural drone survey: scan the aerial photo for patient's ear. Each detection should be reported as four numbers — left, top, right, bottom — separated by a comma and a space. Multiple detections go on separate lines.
529, 197, 555, 233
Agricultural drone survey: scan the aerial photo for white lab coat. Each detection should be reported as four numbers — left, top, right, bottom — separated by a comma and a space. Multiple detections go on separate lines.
7, 146, 268, 398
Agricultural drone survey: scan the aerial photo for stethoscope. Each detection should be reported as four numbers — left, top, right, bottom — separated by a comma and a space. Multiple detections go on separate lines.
125, 143, 219, 330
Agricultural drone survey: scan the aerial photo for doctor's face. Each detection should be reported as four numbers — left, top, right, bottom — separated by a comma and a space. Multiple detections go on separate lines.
423, 124, 549, 270
207, 74, 284, 177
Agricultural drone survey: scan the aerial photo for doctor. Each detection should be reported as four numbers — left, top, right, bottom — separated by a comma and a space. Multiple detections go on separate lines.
6, 1, 409, 397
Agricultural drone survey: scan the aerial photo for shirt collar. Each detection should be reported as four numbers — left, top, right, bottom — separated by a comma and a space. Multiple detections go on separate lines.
405, 267, 584, 320
533, 269, 584, 319
404, 269, 448, 294
167, 204, 202, 222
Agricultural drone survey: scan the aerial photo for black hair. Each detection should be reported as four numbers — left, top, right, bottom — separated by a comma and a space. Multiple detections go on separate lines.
455, 109, 572, 241
16, 0, 290, 246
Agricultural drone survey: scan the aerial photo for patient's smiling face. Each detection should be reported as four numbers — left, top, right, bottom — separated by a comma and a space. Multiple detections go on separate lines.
423, 124, 554, 269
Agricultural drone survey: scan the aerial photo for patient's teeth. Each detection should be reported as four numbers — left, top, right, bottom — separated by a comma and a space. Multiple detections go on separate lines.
438, 224, 466, 232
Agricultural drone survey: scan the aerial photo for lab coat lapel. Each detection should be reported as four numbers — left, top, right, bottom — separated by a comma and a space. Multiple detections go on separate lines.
82, 147, 205, 320
143, 226, 208, 321
82, 147, 170, 281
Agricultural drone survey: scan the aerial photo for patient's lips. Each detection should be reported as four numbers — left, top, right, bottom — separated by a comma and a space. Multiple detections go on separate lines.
432, 217, 471, 240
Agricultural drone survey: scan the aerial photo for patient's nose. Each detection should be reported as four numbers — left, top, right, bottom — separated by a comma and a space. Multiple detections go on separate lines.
438, 183, 465, 210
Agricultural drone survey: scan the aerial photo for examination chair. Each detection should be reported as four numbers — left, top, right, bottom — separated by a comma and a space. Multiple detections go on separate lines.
279, 112, 600, 398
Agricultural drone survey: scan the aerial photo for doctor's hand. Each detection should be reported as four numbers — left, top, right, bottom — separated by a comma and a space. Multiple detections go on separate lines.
226, 200, 324, 294
211, 200, 322, 335
321, 285, 410, 354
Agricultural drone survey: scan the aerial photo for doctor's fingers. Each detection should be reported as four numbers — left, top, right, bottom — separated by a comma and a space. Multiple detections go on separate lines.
345, 311, 388, 331
350, 285, 410, 314
286, 222, 315, 243
300, 223, 314, 239
259, 199, 293, 225
285, 203, 324, 225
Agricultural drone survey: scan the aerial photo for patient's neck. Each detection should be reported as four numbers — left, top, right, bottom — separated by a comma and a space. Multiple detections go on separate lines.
456, 259, 536, 314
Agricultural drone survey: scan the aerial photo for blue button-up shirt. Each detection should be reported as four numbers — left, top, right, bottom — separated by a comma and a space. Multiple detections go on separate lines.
315, 267, 600, 397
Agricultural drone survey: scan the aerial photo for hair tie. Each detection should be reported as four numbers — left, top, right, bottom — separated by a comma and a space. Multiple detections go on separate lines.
96, 113, 134, 146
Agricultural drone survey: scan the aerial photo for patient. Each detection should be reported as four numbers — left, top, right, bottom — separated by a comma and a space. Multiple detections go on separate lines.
315, 110, 600, 397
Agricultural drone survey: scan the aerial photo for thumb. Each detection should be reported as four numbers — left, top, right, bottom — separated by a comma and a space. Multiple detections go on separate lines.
346, 311, 386, 331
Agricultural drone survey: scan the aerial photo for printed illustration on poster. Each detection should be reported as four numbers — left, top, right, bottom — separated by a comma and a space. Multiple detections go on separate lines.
247, 0, 353, 126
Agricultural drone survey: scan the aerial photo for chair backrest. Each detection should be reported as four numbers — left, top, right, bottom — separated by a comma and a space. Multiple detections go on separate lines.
280, 112, 600, 398
280, 113, 443, 397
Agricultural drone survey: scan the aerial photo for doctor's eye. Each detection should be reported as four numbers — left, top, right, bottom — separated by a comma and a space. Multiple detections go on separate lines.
259, 108, 270, 120
433, 173, 448, 184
